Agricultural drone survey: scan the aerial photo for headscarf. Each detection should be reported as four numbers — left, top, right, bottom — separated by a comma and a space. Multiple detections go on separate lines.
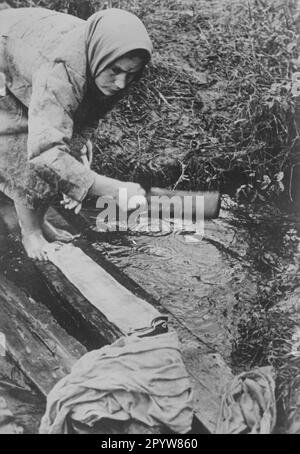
85, 8, 153, 79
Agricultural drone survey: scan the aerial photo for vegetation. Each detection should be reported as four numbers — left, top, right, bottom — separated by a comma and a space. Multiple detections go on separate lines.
5, 0, 300, 202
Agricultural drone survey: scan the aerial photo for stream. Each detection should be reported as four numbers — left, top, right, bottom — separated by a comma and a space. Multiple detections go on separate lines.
0, 194, 299, 433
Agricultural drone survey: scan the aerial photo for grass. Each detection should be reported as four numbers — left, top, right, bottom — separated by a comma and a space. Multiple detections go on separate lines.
227, 210, 300, 431
93, 0, 300, 202
5, 0, 300, 201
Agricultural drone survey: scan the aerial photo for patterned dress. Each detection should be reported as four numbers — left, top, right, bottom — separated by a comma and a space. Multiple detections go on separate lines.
0, 7, 109, 209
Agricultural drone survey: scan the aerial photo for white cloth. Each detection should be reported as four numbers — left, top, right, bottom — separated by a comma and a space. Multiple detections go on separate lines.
216, 366, 276, 434
39, 332, 194, 434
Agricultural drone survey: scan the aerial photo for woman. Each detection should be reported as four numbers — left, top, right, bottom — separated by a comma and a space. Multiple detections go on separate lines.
0, 6, 152, 260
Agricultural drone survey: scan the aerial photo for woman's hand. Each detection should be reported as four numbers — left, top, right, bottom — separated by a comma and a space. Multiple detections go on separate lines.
60, 194, 82, 214
61, 181, 146, 216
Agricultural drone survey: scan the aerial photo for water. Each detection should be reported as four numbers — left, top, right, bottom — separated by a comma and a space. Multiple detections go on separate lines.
88, 196, 299, 361
0, 194, 298, 432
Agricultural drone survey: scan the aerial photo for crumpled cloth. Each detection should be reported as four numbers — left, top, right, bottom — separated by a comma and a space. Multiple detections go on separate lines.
216, 366, 276, 434
39, 332, 194, 434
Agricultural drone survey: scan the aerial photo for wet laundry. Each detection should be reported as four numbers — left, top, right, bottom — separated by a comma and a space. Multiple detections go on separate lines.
39, 332, 194, 434
216, 366, 276, 434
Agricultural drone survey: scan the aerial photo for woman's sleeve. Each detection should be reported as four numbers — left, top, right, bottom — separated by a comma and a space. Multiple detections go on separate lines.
27, 62, 96, 202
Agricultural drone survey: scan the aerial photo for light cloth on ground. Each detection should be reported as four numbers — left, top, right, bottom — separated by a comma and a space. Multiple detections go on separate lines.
216, 366, 276, 434
39, 332, 194, 434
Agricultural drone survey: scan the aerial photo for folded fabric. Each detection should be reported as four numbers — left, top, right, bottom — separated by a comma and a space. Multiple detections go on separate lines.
216, 366, 276, 434
39, 332, 194, 434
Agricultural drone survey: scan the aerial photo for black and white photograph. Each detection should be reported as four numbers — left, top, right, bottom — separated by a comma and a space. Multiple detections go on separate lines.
0, 0, 299, 437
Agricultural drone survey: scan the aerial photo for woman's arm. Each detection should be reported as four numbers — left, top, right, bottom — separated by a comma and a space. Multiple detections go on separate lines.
27, 61, 96, 203
28, 61, 146, 213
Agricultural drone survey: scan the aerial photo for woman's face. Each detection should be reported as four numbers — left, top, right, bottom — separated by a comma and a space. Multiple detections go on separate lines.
95, 54, 144, 96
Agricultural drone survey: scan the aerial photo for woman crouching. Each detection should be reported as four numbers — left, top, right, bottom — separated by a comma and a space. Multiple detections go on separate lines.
0, 6, 152, 260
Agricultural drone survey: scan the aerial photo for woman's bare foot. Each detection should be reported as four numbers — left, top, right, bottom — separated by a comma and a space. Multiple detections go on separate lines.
14, 203, 76, 260
14, 202, 52, 261
21, 230, 50, 261
42, 220, 76, 243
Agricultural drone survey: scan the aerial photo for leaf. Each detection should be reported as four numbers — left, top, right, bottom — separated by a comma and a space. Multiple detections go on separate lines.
261, 174, 271, 190
257, 193, 266, 202
275, 171, 284, 182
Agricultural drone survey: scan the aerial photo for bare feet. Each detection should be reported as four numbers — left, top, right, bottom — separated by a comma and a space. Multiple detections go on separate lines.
14, 203, 55, 261
21, 230, 51, 261
14, 203, 76, 261
42, 220, 76, 243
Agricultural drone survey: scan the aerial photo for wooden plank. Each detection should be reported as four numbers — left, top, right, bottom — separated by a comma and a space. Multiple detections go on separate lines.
0, 379, 45, 434
35, 261, 123, 348
0, 199, 232, 432
0, 197, 123, 348
46, 243, 164, 335
45, 210, 233, 433
0, 274, 86, 396
0, 273, 166, 434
